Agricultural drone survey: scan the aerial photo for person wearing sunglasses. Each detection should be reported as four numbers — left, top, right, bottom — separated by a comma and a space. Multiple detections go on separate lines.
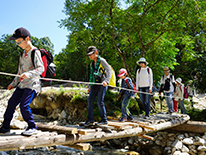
0, 27, 44, 136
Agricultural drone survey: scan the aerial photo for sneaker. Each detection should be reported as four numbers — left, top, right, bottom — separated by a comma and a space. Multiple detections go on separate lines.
127, 117, 134, 122
167, 109, 173, 114
0, 127, 10, 135
21, 128, 37, 136
81, 120, 94, 126
95, 120, 108, 126
144, 115, 149, 119
119, 118, 127, 122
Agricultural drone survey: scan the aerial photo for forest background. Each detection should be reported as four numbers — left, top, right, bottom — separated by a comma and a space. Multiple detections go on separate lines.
0, 0, 205, 92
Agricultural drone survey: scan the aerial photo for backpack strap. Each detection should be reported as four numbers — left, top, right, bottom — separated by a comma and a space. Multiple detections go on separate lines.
170, 74, 173, 81
20, 49, 37, 68
138, 67, 150, 74
31, 49, 37, 68
147, 67, 150, 74
125, 78, 131, 89
138, 68, 141, 74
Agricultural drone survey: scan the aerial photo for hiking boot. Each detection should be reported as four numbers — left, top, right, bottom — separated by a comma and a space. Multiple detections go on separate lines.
81, 120, 94, 127
21, 128, 37, 136
95, 120, 108, 126
119, 118, 127, 122
0, 127, 10, 135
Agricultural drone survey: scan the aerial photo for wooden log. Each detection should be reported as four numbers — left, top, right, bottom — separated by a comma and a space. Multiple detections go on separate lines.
137, 134, 154, 140
146, 115, 190, 133
0, 132, 67, 151
0, 114, 190, 152
107, 116, 148, 125
138, 124, 156, 131
169, 121, 206, 133
36, 123, 78, 134
73, 127, 144, 143
108, 121, 132, 129
66, 143, 91, 151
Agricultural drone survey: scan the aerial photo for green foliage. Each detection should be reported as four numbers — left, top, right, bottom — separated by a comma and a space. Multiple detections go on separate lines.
56, 0, 206, 92
59, 85, 65, 94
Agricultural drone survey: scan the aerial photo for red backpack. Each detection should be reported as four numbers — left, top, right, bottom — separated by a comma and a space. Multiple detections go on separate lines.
21, 48, 56, 78
125, 78, 137, 94
179, 85, 189, 99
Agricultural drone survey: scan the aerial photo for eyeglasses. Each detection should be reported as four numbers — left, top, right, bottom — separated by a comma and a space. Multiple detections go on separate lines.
16, 40, 24, 45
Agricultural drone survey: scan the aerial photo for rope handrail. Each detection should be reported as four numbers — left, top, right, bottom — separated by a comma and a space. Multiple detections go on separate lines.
0, 71, 187, 100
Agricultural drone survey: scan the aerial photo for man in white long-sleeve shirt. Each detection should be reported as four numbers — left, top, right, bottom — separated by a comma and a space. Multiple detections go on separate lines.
136, 57, 153, 119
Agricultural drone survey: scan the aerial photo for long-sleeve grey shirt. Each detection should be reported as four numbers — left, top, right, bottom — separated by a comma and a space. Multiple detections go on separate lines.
99, 57, 112, 84
10, 46, 44, 92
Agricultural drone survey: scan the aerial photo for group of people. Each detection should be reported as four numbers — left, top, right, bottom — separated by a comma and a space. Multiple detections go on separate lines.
83, 46, 196, 126
0, 27, 195, 136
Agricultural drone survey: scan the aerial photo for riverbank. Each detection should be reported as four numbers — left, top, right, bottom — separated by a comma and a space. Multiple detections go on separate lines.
0, 87, 206, 154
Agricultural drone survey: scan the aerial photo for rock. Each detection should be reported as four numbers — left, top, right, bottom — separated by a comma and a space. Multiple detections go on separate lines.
60, 110, 67, 120
202, 134, 206, 140
184, 133, 189, 138
0, 151, 8, 155
172, 140, 183, 150
198, 151, 206, 155
148, 146, 162, 155
181, 145, 189, 153
112, 139, 122, 146
173, 151, 181, 155
164, 147, 171, 151
128, 138, 134, 145
178, 134, 185, 140
189, 150, 197, 155
51, 108, 61, 119
197, 146, 206, 151
196, 137, 205, 145
126, 151, 140, 155
10, 119, 27, 129
183, 138, 193, 145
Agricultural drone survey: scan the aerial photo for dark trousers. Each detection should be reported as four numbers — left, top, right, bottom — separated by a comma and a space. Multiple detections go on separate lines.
139, 87, 150, 116
87, 85, 107, 122
3, 87, 37, 129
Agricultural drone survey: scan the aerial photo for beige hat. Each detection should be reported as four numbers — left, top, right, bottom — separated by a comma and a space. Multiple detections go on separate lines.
163, 66, 170, 72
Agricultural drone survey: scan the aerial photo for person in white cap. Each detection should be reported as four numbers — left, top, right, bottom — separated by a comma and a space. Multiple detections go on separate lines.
159, 66, 176, 114
173, 78, 187, 114
136, 57, 153, 119
117, 68, 134, 122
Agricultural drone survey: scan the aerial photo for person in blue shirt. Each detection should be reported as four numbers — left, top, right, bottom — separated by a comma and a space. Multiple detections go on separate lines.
117, 68, 134, 122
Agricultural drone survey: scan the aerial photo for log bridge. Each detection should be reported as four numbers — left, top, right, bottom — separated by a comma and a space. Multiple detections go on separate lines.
0, 113, 192, 151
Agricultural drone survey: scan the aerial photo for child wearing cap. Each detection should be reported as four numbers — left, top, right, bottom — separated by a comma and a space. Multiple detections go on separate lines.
0, 27, 44, 136
82, 46, 112, 126
173, 78, 187, 114
117, 69, 134, 122
136, 57, 153, 119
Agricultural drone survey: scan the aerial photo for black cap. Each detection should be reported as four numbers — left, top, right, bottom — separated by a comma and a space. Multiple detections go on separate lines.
86, 46, 98, 56
9, 27, 31, 40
